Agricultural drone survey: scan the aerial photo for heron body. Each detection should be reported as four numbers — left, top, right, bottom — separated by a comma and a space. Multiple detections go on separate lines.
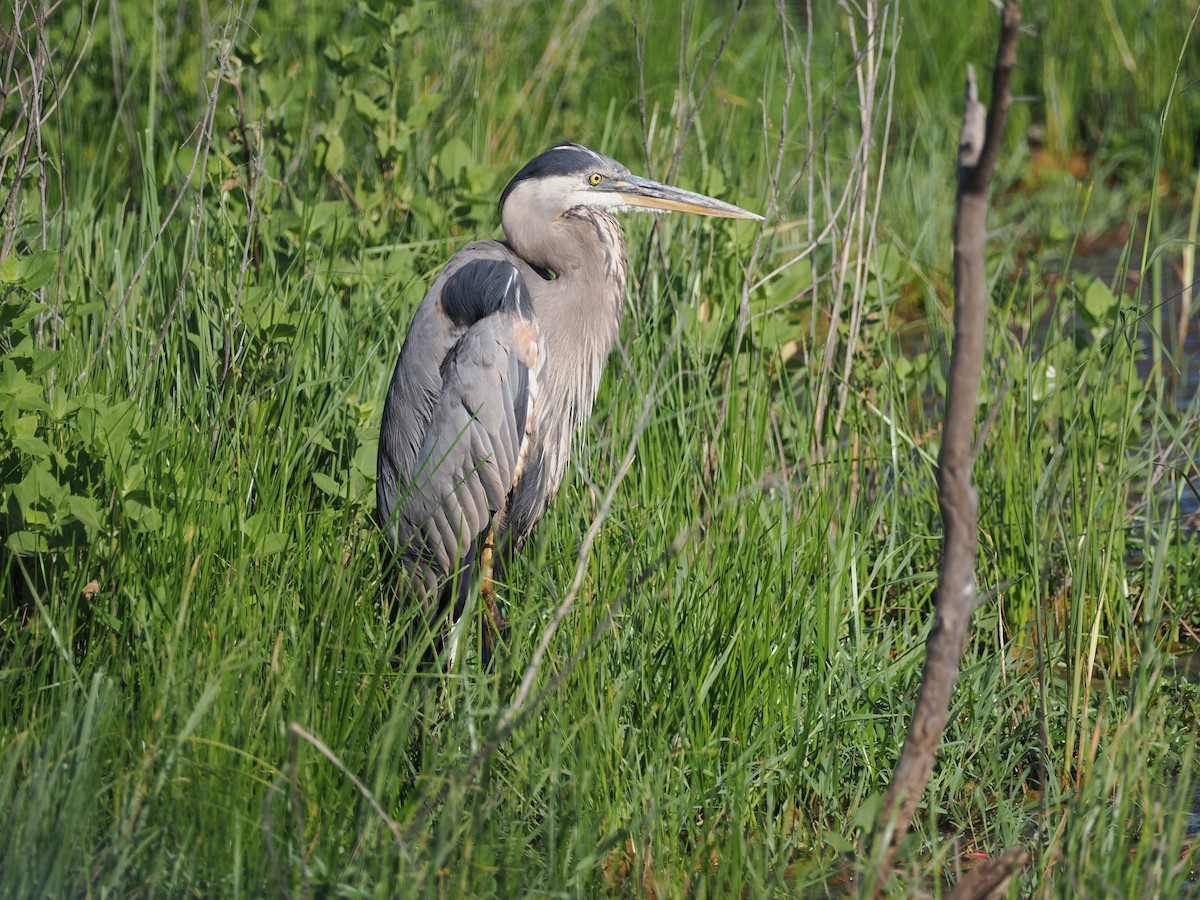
377, 143, 759, 650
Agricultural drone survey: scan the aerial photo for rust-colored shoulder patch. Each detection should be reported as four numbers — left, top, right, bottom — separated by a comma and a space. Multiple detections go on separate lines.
511, 319, 540, 371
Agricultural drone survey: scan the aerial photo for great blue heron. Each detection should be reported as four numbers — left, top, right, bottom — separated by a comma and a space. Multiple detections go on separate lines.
377, 142, 760, 656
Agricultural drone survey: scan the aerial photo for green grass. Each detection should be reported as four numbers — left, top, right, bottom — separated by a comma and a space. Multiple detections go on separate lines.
2, 0, 1199, 896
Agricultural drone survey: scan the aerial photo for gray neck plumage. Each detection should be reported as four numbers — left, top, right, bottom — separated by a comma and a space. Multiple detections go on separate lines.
509, 208, 627, 496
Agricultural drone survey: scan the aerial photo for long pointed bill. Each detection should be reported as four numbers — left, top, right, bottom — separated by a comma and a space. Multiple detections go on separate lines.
609, 175, 763, 220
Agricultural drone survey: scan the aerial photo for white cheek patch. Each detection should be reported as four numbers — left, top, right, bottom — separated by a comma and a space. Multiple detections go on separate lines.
566, 188, 624, 211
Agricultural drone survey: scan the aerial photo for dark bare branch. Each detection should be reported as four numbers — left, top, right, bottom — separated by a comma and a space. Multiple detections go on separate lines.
870, 1, 1023, 893
949, 847, 1030, 900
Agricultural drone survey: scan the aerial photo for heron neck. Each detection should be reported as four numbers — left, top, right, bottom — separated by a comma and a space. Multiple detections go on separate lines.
509, 209, 629, 510
542, 210, 626, 357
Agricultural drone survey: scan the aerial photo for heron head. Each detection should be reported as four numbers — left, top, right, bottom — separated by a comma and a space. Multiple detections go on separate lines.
498, 143, 763, 227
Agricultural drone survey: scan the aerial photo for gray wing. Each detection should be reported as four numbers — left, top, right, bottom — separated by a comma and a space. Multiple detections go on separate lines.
377, 242, 518, 538
378, 253, 542, 606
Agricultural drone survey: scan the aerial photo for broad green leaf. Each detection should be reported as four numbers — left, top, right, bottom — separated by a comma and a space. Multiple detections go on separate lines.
821, 830, 854, 855
0, 363, 50, 414
465, 163, 498, 195
437, 137, 473, 183
304, 427, 334, 452
124, 494, 162, 532
323, 131, 346, 175
1078, 276, 1118, 331
312, 471, 342, 496
7, 530, 48, 554
0, 293, 43, 330
392, 2, 433, 37
255, 532, 290, 556
12, 432, 50, 458
243, 509, 290, 556
350, 440, 377, 480
352, 90, 387, 123
0, 250, 58, 289
121, 462, 147, 494
26, 348, 62, 378
68, 494, 104, 536
13, 461, 65, 513
18, 250, 58, 291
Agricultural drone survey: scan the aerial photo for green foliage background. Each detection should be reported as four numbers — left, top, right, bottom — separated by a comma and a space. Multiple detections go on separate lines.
2, 0, 1198, 895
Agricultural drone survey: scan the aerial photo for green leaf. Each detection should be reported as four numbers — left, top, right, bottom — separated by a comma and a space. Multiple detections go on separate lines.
1078, 276, 1118, 331
124, 496, 163, 532
352, 90, 388, 124
437, 137, 473, 183
323, 131, 346, 175
0, 250, 58, 290
12, 432, 50, 458
121, 462, 147, 494
304, 427, 334, 453
12, 414, 38, 436
91, 605, 123, 633
255, 532, 290, 556
465, 163, 498, 195
848, 792, 884, 832
0, 294, 43, 330
26, 348, 62, 378
7, 530, 48, 554
13, 461, 65, 515
391, 2, 433, 38
0, 364, 50, 414
312, 471, 342, 496
821, 830, 854, 855
68, 494, 104, 537
350, 440, 377, 480
19, 250, 58, 291
242, 510, 290, 556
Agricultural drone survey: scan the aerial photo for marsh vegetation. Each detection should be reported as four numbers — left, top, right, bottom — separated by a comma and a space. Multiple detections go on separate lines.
2, 1, 1198, 894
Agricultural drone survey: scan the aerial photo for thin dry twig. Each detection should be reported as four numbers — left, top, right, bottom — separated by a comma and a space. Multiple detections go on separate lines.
80, 2, 244, 385
0, 0, 98, 380
403, 463, 787, 849
630, 0, 650, 171
290, 723, 409, 860
630, 0, 749, 294
663, 0, 746, 185
491, 0, 602, 160
208, 111, 264, 458
0, 0, 101, 154
831, 1, 901, 442
287, 726, 311, 900
812, 0, 894, 448
0, 5, 43, 260
498, 328, 679, 731
144, 7, 247, 380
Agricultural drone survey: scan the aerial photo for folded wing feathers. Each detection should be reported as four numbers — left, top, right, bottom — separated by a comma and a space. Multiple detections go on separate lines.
397, 258, 543, 596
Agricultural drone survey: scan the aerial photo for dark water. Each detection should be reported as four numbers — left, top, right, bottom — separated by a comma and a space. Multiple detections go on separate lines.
1071, 229, 1200, 403
1071, 236, 1200, 529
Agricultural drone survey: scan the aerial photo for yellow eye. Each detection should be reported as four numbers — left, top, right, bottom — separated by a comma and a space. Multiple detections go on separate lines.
588, 172, 603, 186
